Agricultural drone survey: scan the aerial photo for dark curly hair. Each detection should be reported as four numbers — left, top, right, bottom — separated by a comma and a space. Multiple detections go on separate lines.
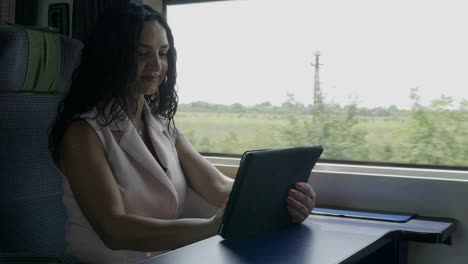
49, 3, 178, 162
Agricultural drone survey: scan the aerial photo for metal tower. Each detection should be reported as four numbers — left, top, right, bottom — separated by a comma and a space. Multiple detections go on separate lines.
311, 51, 323, 111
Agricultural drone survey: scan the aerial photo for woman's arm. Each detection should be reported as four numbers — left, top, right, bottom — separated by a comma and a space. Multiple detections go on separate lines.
175, 133, 233, 208
59, 120, 222, 251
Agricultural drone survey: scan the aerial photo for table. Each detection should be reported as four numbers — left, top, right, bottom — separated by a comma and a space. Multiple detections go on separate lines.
141, 214, 455, 264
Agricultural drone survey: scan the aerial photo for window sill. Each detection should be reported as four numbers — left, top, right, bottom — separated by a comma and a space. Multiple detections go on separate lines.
206, 156, 468, 182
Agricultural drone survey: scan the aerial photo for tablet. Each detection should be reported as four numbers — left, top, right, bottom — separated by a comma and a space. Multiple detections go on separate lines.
218, 145, 323, 240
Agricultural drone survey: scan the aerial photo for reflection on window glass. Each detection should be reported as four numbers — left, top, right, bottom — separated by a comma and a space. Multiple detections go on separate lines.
167, 0, 468, 168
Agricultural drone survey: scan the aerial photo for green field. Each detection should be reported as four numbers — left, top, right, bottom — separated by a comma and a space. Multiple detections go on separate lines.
175, 112, 288, 154
174, 110, 468, 168
175, 112, 402, 156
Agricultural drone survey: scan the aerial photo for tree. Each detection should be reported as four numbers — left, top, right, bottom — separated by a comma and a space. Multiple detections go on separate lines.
229, 103, 246, 113
394, 88, 467, 166
279, 94, 368, 160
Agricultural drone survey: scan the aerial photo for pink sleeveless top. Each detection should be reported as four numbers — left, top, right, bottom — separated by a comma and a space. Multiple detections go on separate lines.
62, 102, 187, 263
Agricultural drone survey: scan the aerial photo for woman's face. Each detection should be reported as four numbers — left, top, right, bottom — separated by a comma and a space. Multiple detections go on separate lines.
135, 20, 169, 97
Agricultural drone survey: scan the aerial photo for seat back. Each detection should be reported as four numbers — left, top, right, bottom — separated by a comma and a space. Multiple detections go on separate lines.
0, 25, 83, 263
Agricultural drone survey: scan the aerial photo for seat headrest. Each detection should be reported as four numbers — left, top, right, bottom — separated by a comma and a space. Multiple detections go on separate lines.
0, 25, 83, 95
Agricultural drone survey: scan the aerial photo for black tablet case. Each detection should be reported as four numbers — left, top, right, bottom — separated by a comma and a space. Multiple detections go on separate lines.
219, 145, 323, 240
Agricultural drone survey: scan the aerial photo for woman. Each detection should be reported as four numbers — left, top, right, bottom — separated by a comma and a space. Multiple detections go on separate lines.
49, 3, 316, 263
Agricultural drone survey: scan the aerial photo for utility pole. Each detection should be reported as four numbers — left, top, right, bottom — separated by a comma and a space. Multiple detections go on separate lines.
311, 51, 323, 113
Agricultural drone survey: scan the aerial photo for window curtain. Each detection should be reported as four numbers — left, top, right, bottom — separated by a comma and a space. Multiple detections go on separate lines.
72, 0, 130, 42
0, 0, 15, 24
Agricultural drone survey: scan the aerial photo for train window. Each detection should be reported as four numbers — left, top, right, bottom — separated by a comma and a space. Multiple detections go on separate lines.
167, 0, 468, 169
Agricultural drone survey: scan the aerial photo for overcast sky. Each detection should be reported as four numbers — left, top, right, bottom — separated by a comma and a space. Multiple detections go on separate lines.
167, 0, 468, 109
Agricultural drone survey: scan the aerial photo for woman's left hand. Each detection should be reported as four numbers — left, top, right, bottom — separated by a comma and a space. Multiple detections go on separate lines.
287, 182, 316, 224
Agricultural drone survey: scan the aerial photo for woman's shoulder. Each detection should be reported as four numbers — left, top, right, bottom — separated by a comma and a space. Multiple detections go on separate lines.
62, 119, 102, 146
58, 119, 105, 169
63, 118, 112, 152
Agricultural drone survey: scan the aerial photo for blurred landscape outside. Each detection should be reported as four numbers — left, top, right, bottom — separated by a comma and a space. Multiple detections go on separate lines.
167, 0, 468, 168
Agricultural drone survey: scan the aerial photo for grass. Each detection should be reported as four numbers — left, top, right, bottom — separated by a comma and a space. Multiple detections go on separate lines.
174, 111, 468, 168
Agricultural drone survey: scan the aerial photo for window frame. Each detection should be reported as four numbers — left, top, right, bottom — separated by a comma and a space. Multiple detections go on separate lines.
206, 156, 468, 181
164, 0, 231, 6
